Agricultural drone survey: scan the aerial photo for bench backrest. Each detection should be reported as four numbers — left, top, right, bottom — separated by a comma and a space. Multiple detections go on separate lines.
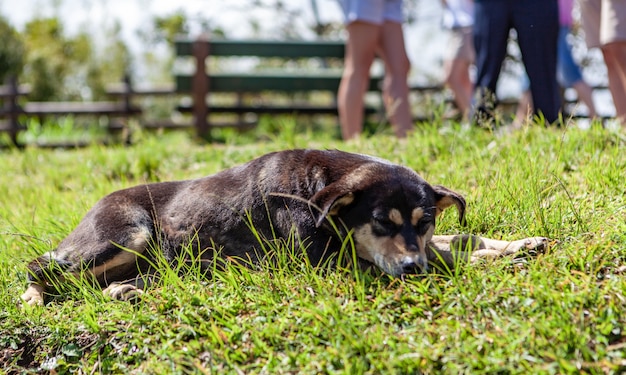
174, 39, 381, 93
175, 39, 346, 59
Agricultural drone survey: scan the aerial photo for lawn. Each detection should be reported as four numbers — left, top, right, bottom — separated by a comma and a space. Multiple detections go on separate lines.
1, 121, 625, 374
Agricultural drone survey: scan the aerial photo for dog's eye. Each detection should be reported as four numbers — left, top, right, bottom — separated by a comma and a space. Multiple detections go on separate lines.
371, 216, 397, 235
415, 217, 433, 235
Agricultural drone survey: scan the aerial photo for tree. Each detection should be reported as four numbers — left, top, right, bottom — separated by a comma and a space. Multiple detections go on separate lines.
86, 20, 131, 100
137, 10, 222, 83
0, 16, 25, 83
21, 17, 91, 100
18, 16, 131, 101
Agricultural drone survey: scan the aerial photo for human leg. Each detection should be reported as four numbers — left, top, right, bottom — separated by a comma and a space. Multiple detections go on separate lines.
557, 26, 598, 119
338, 21, 380, 140
512, 90, 533, 129
598, 0, 626, 123
472, 0, 511, 122
513, 0, 561, 124
378, 20, 412, 137
445, 59, 473, 117
444, 27, 474, 118
601, 41, 626, 123
571, 81, 598, 119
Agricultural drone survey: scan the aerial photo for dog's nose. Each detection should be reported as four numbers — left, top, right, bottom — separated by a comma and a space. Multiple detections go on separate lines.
400, 257, 428, 274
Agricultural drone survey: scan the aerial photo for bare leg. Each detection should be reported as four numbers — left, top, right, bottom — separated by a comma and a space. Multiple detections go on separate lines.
513, 90, 533, 129
444, 58, 473, 118
338, 21, 380, 140
601, 41, 626, 125
378, 21, 413, 137
572, 81, 597, 119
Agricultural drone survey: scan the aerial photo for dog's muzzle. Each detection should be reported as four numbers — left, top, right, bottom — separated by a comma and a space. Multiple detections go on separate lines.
400, 256, 428, 275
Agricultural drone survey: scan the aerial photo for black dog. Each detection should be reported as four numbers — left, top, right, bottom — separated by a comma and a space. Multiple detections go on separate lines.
21, 149, 546, 305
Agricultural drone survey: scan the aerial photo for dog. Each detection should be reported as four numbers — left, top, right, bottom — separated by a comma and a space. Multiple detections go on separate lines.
21, 149, 547, 305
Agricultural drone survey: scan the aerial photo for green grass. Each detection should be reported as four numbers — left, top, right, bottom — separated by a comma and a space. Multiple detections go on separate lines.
1, 120, 625, 374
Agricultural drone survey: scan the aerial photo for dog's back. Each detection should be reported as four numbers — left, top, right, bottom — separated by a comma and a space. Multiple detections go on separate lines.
21, 149, 468, 305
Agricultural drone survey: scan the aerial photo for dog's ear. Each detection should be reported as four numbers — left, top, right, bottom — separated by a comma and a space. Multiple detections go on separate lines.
433, 185, 466, 226
309, 186, 356, 227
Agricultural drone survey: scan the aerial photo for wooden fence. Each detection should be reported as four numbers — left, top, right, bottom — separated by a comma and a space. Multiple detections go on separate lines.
0, 71, 610, 147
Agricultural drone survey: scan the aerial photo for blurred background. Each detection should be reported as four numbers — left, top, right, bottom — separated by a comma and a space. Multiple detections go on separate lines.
0, 0, 610, 121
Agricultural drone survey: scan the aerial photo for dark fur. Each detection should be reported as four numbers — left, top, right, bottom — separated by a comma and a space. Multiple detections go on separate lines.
21, 149, 546, 305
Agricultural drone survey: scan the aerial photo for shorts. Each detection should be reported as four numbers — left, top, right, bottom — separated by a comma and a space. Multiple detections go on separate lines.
444, 26, 475, 63
337, 0, 404, 25
579, 0, 626, 47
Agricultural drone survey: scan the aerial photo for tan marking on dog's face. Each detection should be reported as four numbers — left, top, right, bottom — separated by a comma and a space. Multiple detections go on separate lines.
388, 209, 403, 226
411, 207, 424, 226
353, 222, 435, 276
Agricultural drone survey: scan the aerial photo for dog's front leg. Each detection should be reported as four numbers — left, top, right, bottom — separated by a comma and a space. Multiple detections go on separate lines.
470, 236, 549, 260
426, 235, 549, 270
426, 235, 481, 270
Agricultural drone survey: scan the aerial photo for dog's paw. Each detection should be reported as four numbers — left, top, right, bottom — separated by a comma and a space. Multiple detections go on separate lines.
103, 283, 144, 302
504, 237, 550, 256
470, 236, 551, 263
20, 284, 45, 307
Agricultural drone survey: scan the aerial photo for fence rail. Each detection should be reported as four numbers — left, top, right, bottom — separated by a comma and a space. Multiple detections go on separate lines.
0, 76, 155, 146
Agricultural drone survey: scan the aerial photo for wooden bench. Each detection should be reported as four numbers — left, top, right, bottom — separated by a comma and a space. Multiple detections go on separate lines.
174, 37, 384, 139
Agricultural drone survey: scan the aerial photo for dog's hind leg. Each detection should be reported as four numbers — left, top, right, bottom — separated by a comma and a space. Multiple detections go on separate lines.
21, 201, 157, 306
21, 251, 73, 306
21, 238, 153, 306
21, 281, 48, 306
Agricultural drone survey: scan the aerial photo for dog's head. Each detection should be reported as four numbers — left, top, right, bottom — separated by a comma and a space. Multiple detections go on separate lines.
309, 161, 465, 276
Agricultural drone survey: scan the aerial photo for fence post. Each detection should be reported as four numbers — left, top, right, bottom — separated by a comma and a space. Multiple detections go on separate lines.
192, 35, 210, 140
122, 74, 133, 114
191, 34, 211, 140
7, 76, 21, 147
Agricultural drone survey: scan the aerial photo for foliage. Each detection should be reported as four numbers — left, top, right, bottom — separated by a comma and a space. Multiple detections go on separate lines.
0, 120, 625, 373
0, 15, 25, 83
85, 20, 131, 100
16, 15, 131, 101
21, 17, 91, 101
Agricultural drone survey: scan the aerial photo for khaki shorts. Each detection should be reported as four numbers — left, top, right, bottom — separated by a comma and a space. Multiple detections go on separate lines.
579, 0, 626, 48
445, 26, 475, 63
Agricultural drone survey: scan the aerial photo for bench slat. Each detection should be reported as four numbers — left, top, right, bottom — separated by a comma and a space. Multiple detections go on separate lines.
176, 104, 379, 115
176, 39, 346, 58
23, 102, 140, 116
175, 73, 381, 93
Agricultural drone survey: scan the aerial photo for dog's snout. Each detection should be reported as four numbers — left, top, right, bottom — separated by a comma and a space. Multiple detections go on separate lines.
400, 257, 428, 274
401, 262, 420, 275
